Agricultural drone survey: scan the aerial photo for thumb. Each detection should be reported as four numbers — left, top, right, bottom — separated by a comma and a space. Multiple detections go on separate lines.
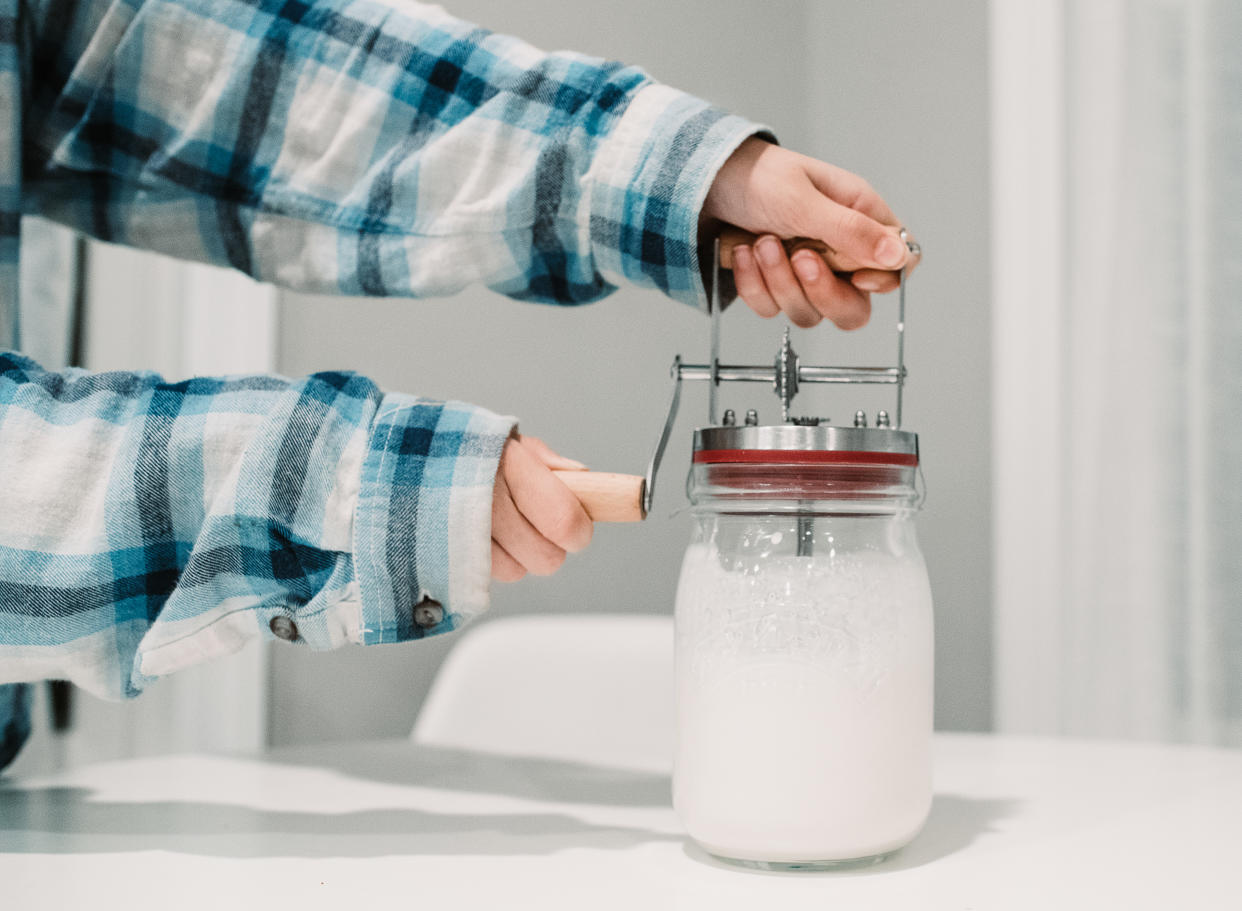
802, 196, 909, 272
517, 434, 589, 471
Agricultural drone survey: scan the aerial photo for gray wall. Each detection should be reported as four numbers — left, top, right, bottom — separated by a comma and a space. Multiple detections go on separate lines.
801, 2, 994, 733
271, 0, 991, 745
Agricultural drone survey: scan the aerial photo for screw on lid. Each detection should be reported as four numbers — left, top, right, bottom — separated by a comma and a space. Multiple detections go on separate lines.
693, 425, 919, 467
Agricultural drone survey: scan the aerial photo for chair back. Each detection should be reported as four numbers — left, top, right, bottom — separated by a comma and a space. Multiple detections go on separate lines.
412, 613, 674, 773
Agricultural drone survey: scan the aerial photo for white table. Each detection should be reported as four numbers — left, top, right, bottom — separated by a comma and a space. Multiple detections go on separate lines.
2, 734, 1239, 910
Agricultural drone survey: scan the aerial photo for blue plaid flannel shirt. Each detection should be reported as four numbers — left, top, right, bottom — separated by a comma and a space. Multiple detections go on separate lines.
0, 0, 765, 768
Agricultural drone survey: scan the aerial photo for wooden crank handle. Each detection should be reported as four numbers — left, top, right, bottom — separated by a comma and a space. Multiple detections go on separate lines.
717, 225, 832, 271
552, 470, 646, 523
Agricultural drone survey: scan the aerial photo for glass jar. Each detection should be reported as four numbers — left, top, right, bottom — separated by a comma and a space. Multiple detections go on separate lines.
672, 425, 933, 871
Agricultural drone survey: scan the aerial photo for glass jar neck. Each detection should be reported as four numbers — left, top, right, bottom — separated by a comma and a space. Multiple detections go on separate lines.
690, 498, 918, 517
688, 506, 925, 564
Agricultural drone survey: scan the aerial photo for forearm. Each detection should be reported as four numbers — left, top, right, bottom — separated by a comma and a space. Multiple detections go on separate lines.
24, 0, 765, 307
0, 352, 514, 698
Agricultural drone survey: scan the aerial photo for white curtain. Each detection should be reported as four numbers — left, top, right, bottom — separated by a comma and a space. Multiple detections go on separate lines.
992, 0, 1242, 745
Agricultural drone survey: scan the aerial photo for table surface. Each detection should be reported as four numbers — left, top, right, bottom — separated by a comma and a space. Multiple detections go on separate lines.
2, 733, 1240, 910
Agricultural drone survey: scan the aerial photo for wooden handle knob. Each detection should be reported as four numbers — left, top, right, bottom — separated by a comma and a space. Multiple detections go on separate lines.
717, 225, 832, 270
553, 470, 646, 522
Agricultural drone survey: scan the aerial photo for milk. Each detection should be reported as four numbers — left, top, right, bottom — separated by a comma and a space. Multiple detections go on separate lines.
673, 542, 934, 865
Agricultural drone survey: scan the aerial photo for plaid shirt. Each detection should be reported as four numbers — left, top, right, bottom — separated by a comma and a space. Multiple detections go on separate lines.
0, 0, 764, 767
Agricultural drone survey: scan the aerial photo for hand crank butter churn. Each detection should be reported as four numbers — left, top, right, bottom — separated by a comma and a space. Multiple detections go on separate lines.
645, 233, 930, 870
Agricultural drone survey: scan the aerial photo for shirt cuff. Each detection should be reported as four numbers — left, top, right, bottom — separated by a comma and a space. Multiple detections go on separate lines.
586, 82, 772, 310
352, 395, 516, 644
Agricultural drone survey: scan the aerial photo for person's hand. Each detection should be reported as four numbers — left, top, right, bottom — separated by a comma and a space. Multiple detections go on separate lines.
701, 137, 921, 330
491, 433, 593, 582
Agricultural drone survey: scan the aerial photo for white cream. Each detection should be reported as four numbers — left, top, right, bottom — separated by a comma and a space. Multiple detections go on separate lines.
673, 543, 934, 865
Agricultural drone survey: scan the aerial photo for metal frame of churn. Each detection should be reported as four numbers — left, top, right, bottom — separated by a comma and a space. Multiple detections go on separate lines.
643, 230, 924, 530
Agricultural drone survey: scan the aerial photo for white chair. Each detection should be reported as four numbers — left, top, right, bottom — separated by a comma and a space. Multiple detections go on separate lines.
412, 613, 674, 773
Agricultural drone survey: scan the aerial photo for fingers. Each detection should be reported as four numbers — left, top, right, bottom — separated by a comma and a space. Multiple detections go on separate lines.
490, 436, 594, 581
814, 238, 920, 289
802, 197, 910, 273
504, 437, 593, 553
732, 245, 780, 319
800, 158, 926, 280
795, 158, 924, 280
850, 268, 902, 294
492, 469, 567, 577
736, 235, 871, 330
491, 540, 526, 583
790, 250, 872, 330
754, 237, 825, 328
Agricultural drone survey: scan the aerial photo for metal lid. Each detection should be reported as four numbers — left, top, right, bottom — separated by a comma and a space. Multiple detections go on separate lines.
693, 424, 919, 466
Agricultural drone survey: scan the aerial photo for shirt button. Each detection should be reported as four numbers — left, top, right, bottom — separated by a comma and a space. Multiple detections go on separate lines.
413, 597, 444, 630
269, 615, 299, 641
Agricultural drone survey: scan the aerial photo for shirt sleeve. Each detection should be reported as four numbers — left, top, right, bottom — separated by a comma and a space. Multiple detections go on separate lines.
22, 0, 766, 309
0, 351, 515, 701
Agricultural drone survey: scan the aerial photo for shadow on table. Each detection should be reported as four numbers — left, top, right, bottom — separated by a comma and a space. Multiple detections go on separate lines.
270, 741, 672, 807
0, 744, 1017, 865
884, 793, 1021, 871
684, 792, 1021, 876
0, 785, 680, 858
0, 745, 679, 859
